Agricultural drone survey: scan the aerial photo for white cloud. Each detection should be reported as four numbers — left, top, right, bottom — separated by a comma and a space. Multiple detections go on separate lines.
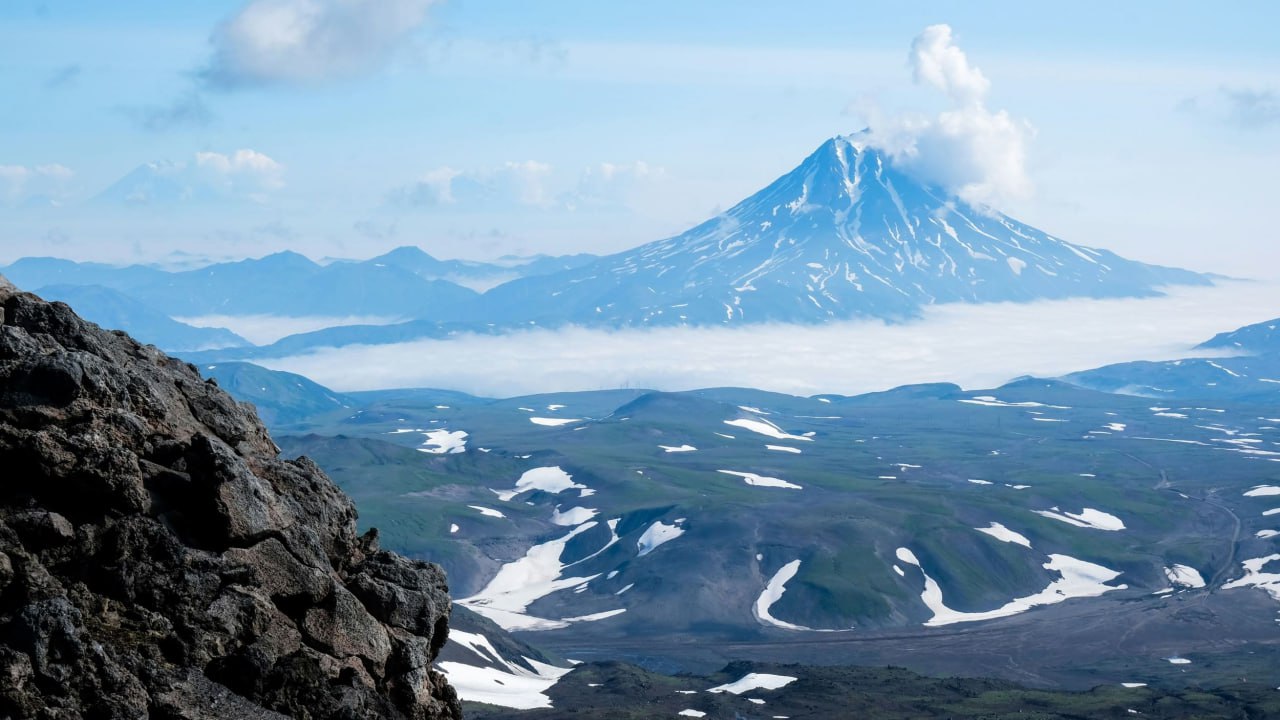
194, 149, 286, 195
206, 0, 439, 87
501, 160, 554, 207
0, 163, 75, 205
389, 161, 552, 208
567, 161, 665, 211
88, 150, 285, 207
261, 281, 1280, 397
910, 25, 990, 106
862, 24, 1034, 207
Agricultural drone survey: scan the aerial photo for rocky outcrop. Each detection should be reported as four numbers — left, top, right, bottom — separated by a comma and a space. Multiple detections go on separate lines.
0, 276, 462, 719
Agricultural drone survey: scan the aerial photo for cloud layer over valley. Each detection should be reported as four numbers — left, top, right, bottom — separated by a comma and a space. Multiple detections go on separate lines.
260, 281, 1280, 397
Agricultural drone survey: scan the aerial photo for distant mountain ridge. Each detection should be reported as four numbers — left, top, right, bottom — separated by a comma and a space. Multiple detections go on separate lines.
0, 248, 598, 331
1062, 313, 1280, 403
32, 284, 250, 351
473, 135, 1210, 327
5, 134, 1213, 358
1198, 316, 1280, 354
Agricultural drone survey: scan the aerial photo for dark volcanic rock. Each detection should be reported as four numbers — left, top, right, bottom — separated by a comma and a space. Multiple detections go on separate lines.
0, 275, 462, 719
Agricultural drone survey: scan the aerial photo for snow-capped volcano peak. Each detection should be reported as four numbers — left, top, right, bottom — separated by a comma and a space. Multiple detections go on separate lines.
478, 136, 1209, 326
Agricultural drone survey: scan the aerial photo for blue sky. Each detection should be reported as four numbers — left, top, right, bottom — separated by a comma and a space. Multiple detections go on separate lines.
2, 1, 1278, 275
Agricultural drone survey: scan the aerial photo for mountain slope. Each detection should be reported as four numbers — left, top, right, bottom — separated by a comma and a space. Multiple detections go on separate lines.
0, 256, 170, 291
200, 361, 354, 426
34, 284, 250, 352
477, 135, 1209, 327
1, 252, 480, 319
271, 378, 1280, 642
361, 246, 599, 292
1062, 316, 1280, 403
1199, 316, 1280, 354
1061, 355, 1280, 403
129, 251, 481, 318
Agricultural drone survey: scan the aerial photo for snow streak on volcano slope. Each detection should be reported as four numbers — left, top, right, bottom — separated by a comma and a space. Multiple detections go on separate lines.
476, 134, 1208, 328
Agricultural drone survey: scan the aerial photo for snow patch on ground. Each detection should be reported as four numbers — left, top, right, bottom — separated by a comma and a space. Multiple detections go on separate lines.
766, 444, 802, 454
895, 548, 1126, 626
1164, 564, 1206, 589
708, 673, 798, 695
958, 396, 1069, 409
551, 506, 598, 526
637, 520, 685, 556
417, 429, 468, 454
1222, 554, 1280, 603
460, 522, 622, 631
975, 522, 1032, 548
753, 560, 811, 631
659, 444, 697, 453
1033, 507, 1126, 531
724, 418, 812, 442
495, 467, 587, 501
967, 478, 993, 485
1166, 657, 1192, 665
1245, 485, 1280, 497
438, 630, 572, 709
718, 470, 803, 490
530, 417, 581, 426
469, 505, 506, 519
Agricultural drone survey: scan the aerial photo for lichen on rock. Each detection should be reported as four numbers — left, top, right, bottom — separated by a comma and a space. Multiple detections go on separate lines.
0, 276, 462, 719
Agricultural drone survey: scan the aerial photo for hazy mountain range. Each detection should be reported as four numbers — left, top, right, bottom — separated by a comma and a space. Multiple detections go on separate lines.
4, 135, 1213, 360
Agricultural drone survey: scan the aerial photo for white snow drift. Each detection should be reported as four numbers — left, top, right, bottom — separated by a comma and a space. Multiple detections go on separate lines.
975, 522, 1031, 548
895, 548, 1126, 626
438, 630, 572, 709
708, 673, 798, 695
1163, 564, 1206, 589
753, 560, 810, 631
723, 418, 813, 442
460, 522, 623, 631
417, 429, 468, 454
1033, 507, 1126, 531
718, 470, 803, 490
637, 520, 685, 556
495, 466, 587, 501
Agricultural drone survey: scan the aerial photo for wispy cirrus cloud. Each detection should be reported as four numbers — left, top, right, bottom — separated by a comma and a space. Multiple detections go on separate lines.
565, 161, 666, 211
1179, 86, 1280, 130
389, 160, 666, 213
388, 161, 554, 209
203, 0, 441, 88
123, 92, 214, 133
43, 63, 81, 89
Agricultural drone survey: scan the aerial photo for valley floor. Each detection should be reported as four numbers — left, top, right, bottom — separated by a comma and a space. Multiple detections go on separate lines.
531, 587, 1280, 690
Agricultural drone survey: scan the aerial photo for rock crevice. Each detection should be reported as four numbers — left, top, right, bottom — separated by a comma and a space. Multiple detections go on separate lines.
0, 277, 462, 719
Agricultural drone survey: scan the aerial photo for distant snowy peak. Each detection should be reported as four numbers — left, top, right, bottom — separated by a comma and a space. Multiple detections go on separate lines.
479, 134, 1208, 327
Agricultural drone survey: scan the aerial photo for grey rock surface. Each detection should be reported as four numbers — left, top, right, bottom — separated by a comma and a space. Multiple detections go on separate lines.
0, 275, 462, 719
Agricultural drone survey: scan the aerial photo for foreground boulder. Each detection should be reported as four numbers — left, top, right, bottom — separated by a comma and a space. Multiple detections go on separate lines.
0, 275, 462, 719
